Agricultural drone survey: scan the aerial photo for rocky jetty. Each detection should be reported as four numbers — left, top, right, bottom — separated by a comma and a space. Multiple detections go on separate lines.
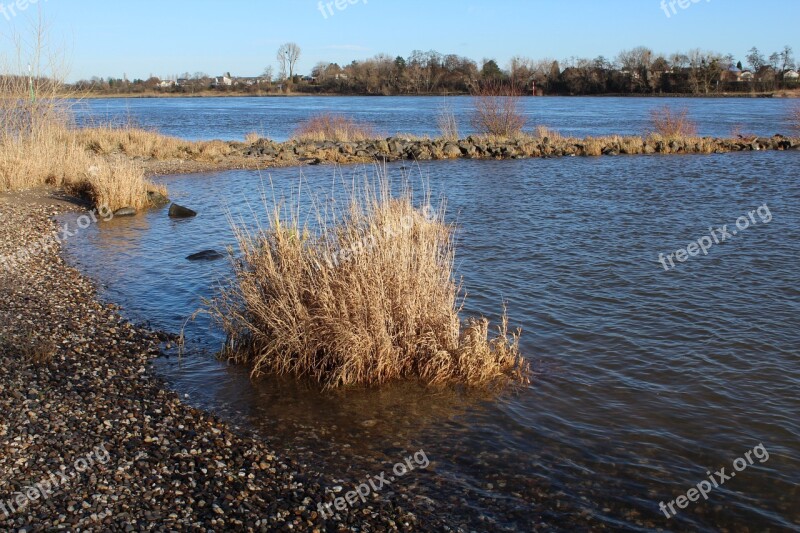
228, 134, 800, 166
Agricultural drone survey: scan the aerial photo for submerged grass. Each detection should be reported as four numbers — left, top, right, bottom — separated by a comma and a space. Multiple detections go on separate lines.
208, 173, 529, 390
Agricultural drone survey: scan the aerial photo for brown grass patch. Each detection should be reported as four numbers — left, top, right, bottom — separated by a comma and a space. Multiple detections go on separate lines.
649, 106, 698, 138
208, 176, 529, 389
293, 113, 377, 142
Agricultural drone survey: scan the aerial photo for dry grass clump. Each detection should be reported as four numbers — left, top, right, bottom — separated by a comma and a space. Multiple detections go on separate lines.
293, 113, 377, 142
208, 176, 529, 390
533, 125, 562, 141
649, 105, 697, 138
0, 327, 57, 366
1, 32, 166, 211
791, 104, 800, 134
470, 82, 526, 138
436, 100, 460, 141
76, 126, 234, 162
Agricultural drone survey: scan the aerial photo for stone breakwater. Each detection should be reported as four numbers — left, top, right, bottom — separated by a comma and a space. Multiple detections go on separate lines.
232, 134, 800, 166
0, 194, 441, 531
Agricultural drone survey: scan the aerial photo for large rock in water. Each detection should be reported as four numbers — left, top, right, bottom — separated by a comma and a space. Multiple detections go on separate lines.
168, 203, 197, 218
186, 250, 224, 261
113, 207, 137, 217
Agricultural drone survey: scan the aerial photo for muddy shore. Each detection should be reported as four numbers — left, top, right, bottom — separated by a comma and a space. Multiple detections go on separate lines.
0, 191, 441, 531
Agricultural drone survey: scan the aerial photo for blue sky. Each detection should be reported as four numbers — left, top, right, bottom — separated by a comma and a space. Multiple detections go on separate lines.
1, 0, 798, 82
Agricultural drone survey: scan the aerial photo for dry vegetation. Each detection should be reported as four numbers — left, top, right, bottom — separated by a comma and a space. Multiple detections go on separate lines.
75, 126, 234, 162
470, 82, 526, 138
208, 176, 529, 389
293, 113, 377, 142
0, 25, 166, 211
436, 100, 460, 141
649, 105, 698, 138
792, 104, 800, 133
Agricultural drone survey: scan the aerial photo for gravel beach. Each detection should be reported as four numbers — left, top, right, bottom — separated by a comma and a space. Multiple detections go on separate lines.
0, 190, 436, 532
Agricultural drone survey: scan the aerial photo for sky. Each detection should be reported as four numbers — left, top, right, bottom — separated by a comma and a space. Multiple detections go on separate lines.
0, 0, 798, 82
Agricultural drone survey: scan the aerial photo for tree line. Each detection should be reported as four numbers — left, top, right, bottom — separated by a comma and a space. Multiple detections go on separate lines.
70, 44, 798, 96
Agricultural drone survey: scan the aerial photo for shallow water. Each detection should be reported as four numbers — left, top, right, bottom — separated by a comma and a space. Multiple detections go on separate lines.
61, 152, 800, 531
73, 95, 796, 142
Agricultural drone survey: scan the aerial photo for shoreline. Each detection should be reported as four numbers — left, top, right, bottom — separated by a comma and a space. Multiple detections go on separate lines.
0, 191, 438, 531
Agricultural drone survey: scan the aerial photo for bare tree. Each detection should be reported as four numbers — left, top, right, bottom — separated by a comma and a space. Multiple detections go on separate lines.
277, 43, 301, 81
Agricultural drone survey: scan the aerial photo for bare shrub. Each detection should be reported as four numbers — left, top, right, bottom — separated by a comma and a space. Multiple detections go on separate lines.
470, 82, 526, 138
649, 105, 697, 137
293, 113, 376, 142
208, 174, 529, 389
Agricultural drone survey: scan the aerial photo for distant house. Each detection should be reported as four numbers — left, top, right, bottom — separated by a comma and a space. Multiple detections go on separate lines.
235, 76, 266, 86
722, 66, 742, 82
176, 78, 190, 87
784, 70, 799, 81
212, 73, 233, 87
158, 80, 175, 88
740, 70, 755, 81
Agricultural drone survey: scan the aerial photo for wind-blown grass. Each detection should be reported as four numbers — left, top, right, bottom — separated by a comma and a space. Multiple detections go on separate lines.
208, 175, 529, 389
292, 113, 377, 142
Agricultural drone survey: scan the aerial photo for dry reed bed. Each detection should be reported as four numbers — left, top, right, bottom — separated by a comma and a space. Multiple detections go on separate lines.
208, 179, 529, 389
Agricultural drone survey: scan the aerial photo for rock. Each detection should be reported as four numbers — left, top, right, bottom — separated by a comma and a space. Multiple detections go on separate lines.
168, 204, 197, 218
443, 144, 462, 158
147, 191, 170, 207
113, 207, 137, 217
186, 250, 224, 262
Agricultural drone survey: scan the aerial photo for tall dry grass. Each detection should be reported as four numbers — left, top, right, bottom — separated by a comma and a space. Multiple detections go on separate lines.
0, 22, 165, 211
208, 175, 529, 389
470, 82, 526, 138
649, 105, 698, 137
436, 100, 460, 141
293, 113, 377, 142
791, 104, 800, 134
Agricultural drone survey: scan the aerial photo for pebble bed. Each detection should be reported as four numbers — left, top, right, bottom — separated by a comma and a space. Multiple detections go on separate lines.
0, 197, 438, 532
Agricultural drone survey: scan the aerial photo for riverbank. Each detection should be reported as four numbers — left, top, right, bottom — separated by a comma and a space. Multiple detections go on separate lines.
126, 133, 800, 176
0, 190, 440, 531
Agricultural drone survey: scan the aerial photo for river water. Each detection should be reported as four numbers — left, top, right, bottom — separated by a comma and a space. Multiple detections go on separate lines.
73, 95, 797, 142
60, 148, 800, 531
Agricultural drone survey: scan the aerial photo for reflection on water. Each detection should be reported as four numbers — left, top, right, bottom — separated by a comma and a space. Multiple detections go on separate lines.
61, 153, 800, 531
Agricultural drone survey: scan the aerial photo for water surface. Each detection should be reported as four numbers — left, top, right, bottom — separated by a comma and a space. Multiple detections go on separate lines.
73, 96, 797, 142
61, 153, 800, 531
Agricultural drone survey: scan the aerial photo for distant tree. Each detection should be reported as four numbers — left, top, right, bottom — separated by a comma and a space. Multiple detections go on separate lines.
779, 45, 795, 72
768, 52, 781, 71
746, 47, 765, 71
262, 66, 274, 83
481, 59, 503, 80
277, 42, 302, 81
736, 61, 743, 70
